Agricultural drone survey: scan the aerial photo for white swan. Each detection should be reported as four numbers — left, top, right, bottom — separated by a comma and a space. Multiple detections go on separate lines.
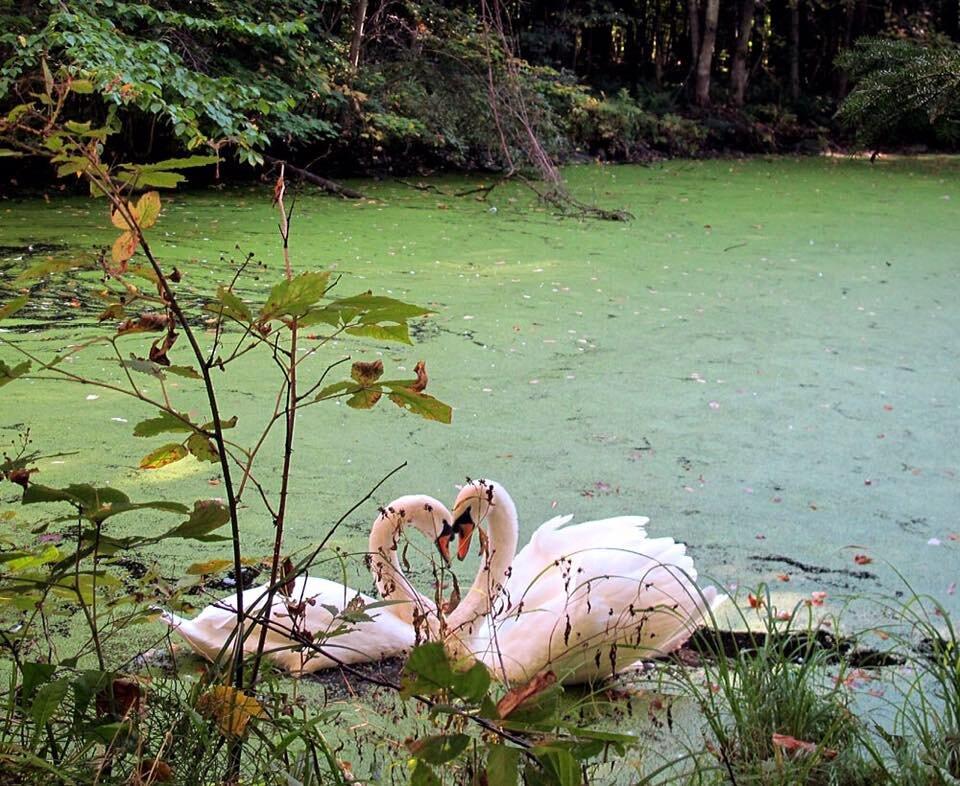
437, 479, 723, 684
159, 494, 454, 674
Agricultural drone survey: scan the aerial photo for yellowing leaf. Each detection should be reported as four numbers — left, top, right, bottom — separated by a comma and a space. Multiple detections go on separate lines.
186, 559, 234, 575
139, 443, 188, 469
110, 202, 140, 230
197, 686, 264, 737
136, 191, 161, 229
112, 232, 137, 265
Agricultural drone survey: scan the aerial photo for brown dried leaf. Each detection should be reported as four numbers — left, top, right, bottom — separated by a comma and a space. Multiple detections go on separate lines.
96, 677, 143, 717
281, 557, 296, 598
117, 312, 169, 334
410, 360, 428, 392
7, 467, 36, 489
495, 670, 557, 719
351, 359, 384, 385
136, 759, 173, 784
772, 732, 837, 759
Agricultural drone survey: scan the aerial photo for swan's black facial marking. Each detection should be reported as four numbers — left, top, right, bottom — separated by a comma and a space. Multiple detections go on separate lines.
453, 508, 475, 529
450, 506, 478, 561
435, 521, 454, 565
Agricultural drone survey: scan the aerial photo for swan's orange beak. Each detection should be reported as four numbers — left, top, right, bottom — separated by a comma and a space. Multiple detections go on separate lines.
452, 508, 476, 561
435, 522, 453, 565
456, 522, 476, 560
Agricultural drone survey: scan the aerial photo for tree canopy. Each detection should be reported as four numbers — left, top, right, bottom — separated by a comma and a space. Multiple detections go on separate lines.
2, 0, 959, 174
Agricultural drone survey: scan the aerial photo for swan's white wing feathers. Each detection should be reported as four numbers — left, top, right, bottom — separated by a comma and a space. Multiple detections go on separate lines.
478, 525, 716, 683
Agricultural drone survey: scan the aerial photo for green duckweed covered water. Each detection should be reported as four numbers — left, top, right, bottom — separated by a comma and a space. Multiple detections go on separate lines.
1, 155, 959, 653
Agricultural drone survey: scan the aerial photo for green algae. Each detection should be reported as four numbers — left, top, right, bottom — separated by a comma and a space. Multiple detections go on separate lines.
1, 155, 959, 653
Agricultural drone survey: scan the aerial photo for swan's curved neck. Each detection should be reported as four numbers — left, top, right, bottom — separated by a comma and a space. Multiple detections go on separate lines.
368, 499, 443, 627
445, 486, 519, 634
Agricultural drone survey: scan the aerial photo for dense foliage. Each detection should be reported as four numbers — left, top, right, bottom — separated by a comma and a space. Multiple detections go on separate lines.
2, 0, 959, 175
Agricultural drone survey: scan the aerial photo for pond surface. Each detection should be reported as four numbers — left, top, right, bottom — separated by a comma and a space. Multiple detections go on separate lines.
1, 155, 959, 646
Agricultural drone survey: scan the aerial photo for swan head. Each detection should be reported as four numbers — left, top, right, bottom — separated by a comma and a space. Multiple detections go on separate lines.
372, 494, 455, 564
450, 479, 518, 561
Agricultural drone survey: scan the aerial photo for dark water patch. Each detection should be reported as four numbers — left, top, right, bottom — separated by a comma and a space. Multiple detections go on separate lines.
750, 554, 878, 581
0, 243, 69, 257
684, 627, 907, 668
302, 656, 405, 700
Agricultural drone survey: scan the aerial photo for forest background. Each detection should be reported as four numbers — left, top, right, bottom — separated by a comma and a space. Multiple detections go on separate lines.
1, 0, 958, 182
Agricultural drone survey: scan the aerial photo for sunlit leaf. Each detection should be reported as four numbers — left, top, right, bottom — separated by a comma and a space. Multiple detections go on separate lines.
0, 149, 24, 158
4, 546, 61, 573
0, 295, 28, 321
136, 191, 162, 229
139, 443, 188, 469
110, 203, 140, 231
196, 686, 264, 736
186, 559, 233, 575
112, 232, 138, 264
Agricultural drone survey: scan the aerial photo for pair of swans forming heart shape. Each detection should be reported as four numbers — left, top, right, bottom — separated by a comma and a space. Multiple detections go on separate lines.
160, 479, 723, 685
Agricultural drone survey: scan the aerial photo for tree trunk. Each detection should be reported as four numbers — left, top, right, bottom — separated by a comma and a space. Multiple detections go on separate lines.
688, 0, 702, 67
348, 0, 369, 72
695, 0, 720, 106
943, 0, 959, 40
835, 0, 856, 98
789, 0, 801, 102
730, 0, 757, 105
